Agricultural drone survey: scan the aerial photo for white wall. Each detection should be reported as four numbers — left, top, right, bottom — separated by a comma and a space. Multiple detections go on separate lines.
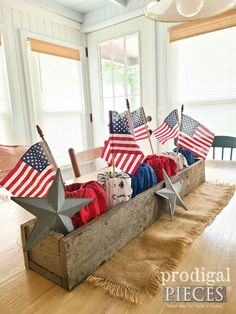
0, 0, 85, 179
0, 0, 84, 145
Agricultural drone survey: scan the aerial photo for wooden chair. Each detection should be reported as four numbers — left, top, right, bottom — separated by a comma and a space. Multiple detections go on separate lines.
68, 146, 106, 178
212, 136, 236, 160
0, 144, 28, 181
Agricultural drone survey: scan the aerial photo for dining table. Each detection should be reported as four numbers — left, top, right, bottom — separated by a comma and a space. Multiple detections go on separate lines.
0, 160, 236, 314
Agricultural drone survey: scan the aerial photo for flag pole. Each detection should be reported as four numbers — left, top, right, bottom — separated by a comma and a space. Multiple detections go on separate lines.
126, 99, 135, 136
36, 125, 58, 172
176, 104, 184, 154
140, 107, 155, 155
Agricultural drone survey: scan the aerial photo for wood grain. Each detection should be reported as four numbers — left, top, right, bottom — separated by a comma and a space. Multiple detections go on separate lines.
29, 38, 80, 61
1, 160, 236, 313
21, 160, 205, 291
169, 9, 236, 42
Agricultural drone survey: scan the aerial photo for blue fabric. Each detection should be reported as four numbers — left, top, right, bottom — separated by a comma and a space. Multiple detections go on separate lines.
131, 163, 157, 197
173, 148, 195, 165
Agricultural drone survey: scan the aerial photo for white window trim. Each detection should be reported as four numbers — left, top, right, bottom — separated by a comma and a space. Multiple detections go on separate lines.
20, 30, 92, 165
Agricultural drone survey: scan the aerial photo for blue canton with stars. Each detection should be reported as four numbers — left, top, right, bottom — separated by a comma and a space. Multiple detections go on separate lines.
21, 142, 50, 172
109, 111, 131, 135
181, 114, 199, 136
165, 109, 179, 128
131, 108, 145, 129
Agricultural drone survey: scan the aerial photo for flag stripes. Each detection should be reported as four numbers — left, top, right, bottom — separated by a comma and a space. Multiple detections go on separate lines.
153, 109, 179, 144
0, 142, 55, 197
178, 114, 215, 159
153, 123, 179, 144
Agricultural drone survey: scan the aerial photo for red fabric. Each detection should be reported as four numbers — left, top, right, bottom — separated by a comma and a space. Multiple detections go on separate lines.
143, 155, 177, 181
65, 181, 107, 229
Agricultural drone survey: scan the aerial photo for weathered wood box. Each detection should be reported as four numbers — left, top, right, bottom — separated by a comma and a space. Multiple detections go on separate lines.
21, 160, 205, 291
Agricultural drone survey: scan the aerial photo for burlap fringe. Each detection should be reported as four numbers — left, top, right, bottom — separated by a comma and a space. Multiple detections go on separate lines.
87, 185, 235, 304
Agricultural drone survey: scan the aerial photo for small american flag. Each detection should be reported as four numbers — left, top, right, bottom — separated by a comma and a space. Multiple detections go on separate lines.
0, 142, 55, 197
101, 139, 113, 165
130, 107, 149, 141
102, 111, 144, 175
178, 114, 215, 159
153, 109, 179, 144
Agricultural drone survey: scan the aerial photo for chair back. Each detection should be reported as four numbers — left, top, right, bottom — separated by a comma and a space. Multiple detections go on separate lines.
0, 145, 28, 181
212, 136, 236, 160
68, 147, 105, 178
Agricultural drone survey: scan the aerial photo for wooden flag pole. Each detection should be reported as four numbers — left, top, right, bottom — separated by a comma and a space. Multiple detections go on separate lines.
176, 104, 184, 155
112, 153, 115, 178
36, 125, 58, 171
140, 107, 155, 155
126, 99, 135, 136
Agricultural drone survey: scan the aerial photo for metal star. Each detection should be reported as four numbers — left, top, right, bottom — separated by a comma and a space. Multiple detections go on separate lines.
12, 169, 92, 250
155, 169, 187, 220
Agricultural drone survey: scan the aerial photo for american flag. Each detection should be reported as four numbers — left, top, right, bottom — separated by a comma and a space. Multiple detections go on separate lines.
102, 111, 144, 175
0, 142, 55, 197
130, 107, 149, 141
101, 139, 113, 165
178, 114, 215, 159
153, 109, 179, 144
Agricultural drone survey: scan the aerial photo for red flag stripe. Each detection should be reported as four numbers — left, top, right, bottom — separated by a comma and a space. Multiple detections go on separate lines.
33, 174, 55, 198
11, 167, 36, 195
178, 133, 209, 154
15, 169, 42, 196
178, 135, 208, 158
153, 123, 167, 136
0, 161, 26, 187
159, 125, 179, 144
4, 163, 29, 192
23, 166, 54, 197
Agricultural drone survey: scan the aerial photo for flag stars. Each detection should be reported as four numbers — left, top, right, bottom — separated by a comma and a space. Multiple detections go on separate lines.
22, 143, 49, 172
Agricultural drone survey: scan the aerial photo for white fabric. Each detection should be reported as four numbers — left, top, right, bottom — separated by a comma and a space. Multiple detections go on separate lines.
97, 172, 132, 210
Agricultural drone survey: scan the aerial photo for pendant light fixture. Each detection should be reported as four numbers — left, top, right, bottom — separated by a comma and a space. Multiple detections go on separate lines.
144, 0, 236, 22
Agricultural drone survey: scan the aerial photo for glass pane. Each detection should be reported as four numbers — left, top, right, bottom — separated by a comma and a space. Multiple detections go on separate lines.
112, 38, 125, 69
114, 69, 125, 96
103, 97, 114, 123
102, 71, 113, 97
100, 42, 112, 71
127, 67, 140, 95
114, 97, 125, 112
126, 35, 139, 66
127, 95, 141, 110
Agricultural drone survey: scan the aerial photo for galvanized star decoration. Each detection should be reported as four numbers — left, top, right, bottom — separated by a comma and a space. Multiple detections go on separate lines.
12, 169, 92, 251
155, 169, 188, 220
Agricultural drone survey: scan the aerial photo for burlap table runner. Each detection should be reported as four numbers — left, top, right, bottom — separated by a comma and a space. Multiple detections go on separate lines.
87, 183, 235, 303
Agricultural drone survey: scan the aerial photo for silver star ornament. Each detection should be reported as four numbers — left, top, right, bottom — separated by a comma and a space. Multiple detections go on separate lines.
12, 169, 92, 250
155, 169, 187, 220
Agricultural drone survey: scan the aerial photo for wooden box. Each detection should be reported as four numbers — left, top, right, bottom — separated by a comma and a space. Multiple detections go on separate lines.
21, 160, 205, 291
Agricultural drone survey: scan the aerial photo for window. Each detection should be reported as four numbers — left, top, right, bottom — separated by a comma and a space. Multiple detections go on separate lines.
28, 38, 87, 166
98, 33, 141, 119
170, 26, 236, 138
0, 36, 13, 144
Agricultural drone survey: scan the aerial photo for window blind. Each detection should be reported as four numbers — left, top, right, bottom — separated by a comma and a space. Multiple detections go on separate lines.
28, 38, 80, 61
169, 9, 236, 42
29, 48, 86, 166
170, 26, 236, 138
0, 40, 13, 144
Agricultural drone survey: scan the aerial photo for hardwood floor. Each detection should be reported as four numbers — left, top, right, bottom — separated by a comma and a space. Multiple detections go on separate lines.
0, 161, 236, 314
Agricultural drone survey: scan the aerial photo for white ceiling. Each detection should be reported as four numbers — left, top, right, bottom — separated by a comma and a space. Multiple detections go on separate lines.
48, 0, 110, 14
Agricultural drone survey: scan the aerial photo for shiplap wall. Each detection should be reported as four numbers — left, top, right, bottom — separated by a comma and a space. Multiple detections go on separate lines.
83, 0, 148, 32
0, 0, 84, 145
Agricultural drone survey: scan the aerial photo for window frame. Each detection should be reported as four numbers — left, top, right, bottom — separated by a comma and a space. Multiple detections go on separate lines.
0, 30, 14, 145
